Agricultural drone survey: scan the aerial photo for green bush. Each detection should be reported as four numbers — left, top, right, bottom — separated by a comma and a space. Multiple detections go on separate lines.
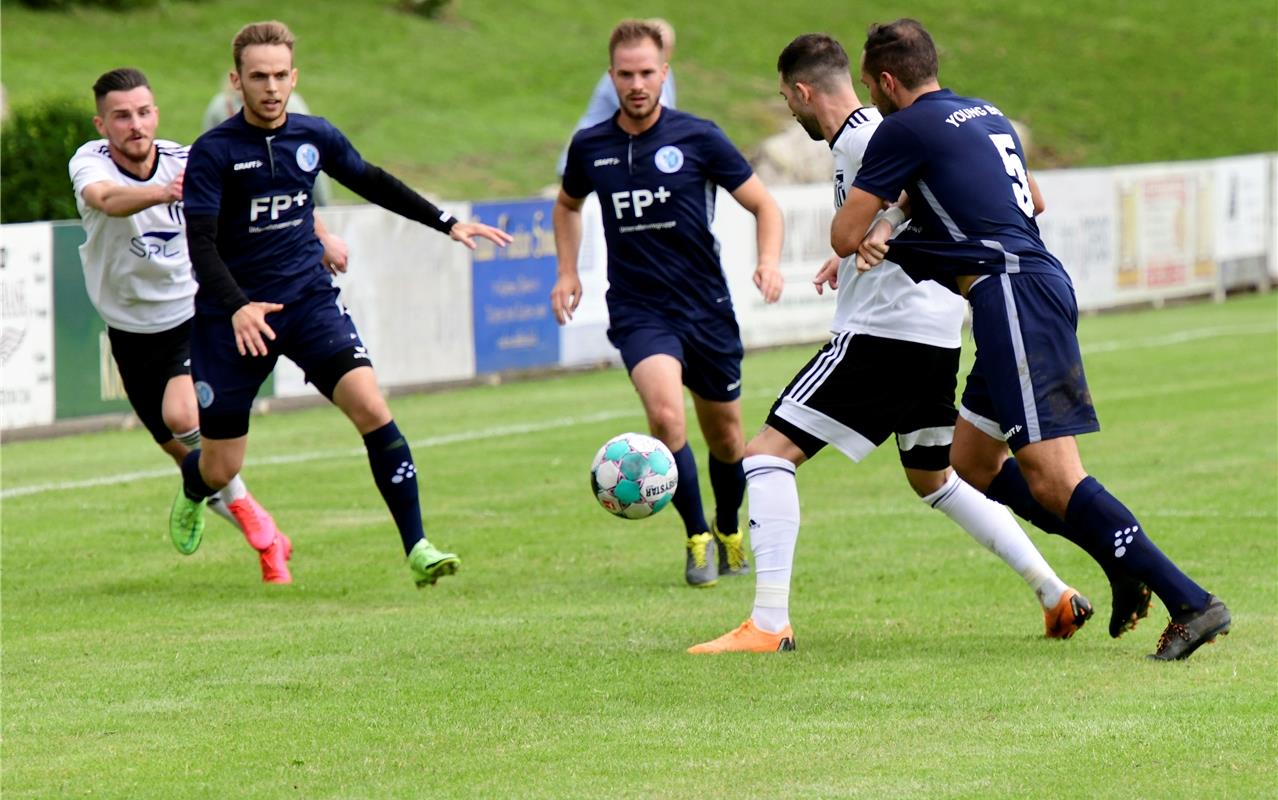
1, 97, 97, 223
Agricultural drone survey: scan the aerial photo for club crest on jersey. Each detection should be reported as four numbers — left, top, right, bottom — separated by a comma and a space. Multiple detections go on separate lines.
296, 143, 320, 172
195, 381, 215, 409
654, 145, 683, 174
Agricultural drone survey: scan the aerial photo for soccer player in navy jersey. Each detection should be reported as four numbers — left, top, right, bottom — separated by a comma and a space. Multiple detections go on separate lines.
170, 20, 512, 588
689, 34, 1090, 655
833, 18, 1229, 660
552, 19, 785, 587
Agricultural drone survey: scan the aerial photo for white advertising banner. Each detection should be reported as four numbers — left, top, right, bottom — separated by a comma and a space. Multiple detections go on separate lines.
272, 202, 476, 398
0, 223, 56, 428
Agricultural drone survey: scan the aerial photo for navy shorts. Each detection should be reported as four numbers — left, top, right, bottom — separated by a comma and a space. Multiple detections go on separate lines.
107, 319, 192, 444
191, 286, 370, 439
960, 271, 1099, 451
607, 310, 744, 402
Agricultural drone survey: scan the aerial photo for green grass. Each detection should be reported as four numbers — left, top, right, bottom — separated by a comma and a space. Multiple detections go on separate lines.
3, 293, 1276, 798
2, 0, 1275, 199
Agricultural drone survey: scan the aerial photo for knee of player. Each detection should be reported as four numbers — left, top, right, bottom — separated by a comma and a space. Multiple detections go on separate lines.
904, 467, 950, 498
646, 406, 686, 440
162, 407, 199, 435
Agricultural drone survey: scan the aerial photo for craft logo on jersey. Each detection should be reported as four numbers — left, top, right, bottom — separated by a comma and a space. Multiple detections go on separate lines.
295, 143, 320, 172
129, 230, 182, 260
654, 145, 683, 174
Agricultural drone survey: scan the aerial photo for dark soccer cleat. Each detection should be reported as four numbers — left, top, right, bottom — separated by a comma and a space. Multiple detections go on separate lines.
1147, 595, 1231, 661
1109, 574, 1154, 638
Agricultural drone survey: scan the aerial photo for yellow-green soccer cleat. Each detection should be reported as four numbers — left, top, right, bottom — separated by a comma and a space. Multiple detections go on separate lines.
169, 489, 207, 555
408, 539, 460, 588
712, 523, 751, 577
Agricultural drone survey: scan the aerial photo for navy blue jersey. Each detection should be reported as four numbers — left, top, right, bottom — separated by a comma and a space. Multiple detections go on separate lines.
853, 89, 1066, 284
562, 108, 753, 320
184, 112, 364, 313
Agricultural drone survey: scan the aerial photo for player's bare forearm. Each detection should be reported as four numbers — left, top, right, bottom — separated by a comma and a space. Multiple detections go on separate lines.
82, 178, 181, 218
551, 190, 586, 324
731, 176, 784, 302
830, 187, 886, 258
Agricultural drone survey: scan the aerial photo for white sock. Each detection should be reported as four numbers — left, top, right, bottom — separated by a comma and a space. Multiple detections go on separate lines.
173, 427, 201, 450
744, 455, 800, 633
208, 475, 250, 531
923, 471, 1067, 609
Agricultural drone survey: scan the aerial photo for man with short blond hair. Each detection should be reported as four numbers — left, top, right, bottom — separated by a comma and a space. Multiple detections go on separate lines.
552, 19, 785, 587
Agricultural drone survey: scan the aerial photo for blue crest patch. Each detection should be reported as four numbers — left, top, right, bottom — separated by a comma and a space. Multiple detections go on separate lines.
195, 381, 215, 409
655, 145, 684, 174
295, 143, 320, 172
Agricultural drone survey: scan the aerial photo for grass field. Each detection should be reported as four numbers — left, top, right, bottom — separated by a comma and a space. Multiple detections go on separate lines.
2, 292, 1276, 797
3, 0, 1276, 199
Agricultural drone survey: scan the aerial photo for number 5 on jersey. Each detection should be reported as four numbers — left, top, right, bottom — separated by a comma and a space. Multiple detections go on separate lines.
988, 134, 1035, 217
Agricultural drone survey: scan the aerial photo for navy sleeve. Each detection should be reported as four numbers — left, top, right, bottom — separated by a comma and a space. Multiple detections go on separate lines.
315, 118, 366, 186
183, 135, 223, 217
561, 135, 593, 200
852, 116, 925, 201
700, 122, 753, 193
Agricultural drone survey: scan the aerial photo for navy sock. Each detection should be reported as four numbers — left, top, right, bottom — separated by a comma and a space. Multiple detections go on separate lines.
363, 421, 425, 556
1065, 477, 1210, 615
707, 454, 745, 534
669, 443, 709, 536
986, 458, 1072, 536
180, 450, 217, 502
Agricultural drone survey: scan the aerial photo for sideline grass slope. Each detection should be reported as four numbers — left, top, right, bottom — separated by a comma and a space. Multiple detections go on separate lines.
3, 0, 1275, 199
2, 294, 1276, 798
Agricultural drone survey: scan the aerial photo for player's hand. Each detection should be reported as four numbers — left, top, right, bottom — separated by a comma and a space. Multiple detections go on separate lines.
449, 221, 514, 250
163, 170, 184, 203
856, 218, 893, 272
320, 231, 349, 275
550, 275, 582, 325
813, 255, 840, 295
231, 301, 283, 357
753, 263, 784, 304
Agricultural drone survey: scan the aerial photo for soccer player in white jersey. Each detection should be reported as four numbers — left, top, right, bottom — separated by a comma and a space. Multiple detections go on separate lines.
69, 67, 340, 584
690, 34, 1089, 653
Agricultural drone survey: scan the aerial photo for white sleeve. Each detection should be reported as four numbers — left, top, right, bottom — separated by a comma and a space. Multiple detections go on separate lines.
69, 148, 117, 200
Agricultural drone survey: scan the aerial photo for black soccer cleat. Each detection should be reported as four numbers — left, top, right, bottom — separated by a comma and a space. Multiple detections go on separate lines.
1147, 595, 1231, 661
1109, 575, 1154, 638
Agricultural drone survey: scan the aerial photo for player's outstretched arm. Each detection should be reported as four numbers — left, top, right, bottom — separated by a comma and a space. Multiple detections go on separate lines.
550, 189, 586, 325
729, 175, 784, 303
449, 221, 513, 251
80, 172, 183, 218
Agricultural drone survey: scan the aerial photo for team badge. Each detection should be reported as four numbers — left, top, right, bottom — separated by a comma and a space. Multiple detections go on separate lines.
654, 145, 684, 174
195, 381, 215, 409
296, 143, 320, 172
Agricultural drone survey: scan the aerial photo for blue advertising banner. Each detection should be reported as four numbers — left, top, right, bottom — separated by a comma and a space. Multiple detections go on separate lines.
470, 198, 560, 373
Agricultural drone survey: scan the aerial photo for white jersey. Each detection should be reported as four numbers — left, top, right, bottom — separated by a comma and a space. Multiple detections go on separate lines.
830, 108, 964, 348
69, 139, 195, 334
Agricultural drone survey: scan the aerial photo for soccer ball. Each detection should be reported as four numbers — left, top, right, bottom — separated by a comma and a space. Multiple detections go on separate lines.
590, 433, 679, 519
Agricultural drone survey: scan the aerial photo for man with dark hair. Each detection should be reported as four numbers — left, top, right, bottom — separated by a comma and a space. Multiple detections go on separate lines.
171, 20, 512, 588
836, 18, 1230, 660
689, 33, 1088, 654
70, 67, 329, 583
552, 19, 785, 587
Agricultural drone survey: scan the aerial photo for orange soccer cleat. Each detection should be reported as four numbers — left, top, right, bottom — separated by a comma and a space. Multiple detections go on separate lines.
1044, 587, 1094, 639
688, 619, 796, 654
227, 494, 280, 552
